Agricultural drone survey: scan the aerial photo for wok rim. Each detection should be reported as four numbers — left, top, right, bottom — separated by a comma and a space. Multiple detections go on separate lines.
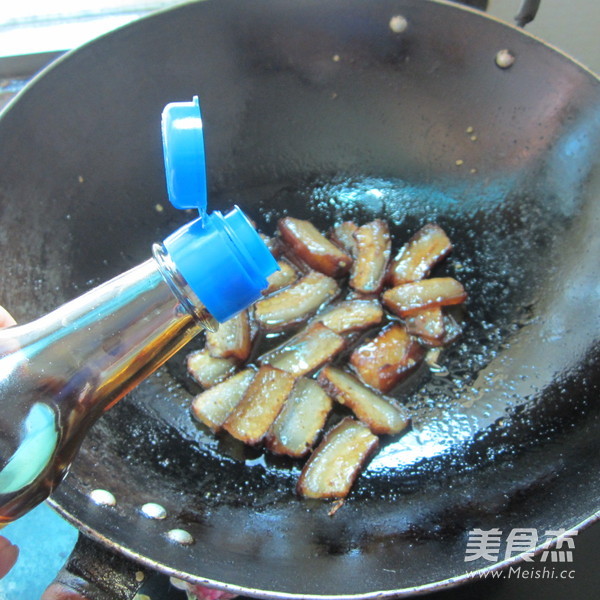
0, 0, 598, 128
47, 501, 600, 599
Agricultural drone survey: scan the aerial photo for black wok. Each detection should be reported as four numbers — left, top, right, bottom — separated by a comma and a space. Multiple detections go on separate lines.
0, 0, 599, 597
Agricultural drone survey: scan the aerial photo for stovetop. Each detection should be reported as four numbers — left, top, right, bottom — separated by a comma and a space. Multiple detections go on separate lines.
0, 1, 598, 599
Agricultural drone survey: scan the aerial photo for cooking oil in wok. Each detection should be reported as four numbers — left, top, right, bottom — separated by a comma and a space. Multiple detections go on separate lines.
242, 173, 597, 492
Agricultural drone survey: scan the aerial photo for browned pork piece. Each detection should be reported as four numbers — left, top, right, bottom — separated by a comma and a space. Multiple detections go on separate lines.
254, 271, 339, 331
261, 233, 282, 256
329, 221, 358, 257
266, 378, 333, 457
349, 220, 391, 294
187, 348, 239, 389
278, 217, 352, 277
223, 366, 296, 445
318, 366, 409, 435
206, 309, 252, 362
387, 223, 452, 286
382, 277, 467, 317
404, 306, 445, 346
263, 259, 298, 295
440, 311, 464, 346
261, 322, 345, 377
187, 214, 467, 506
191, 368, 255, 431
315, 298, 383, 334
349, 323, 425, 392
297, 417, 379, 499
407, 308, 463, 348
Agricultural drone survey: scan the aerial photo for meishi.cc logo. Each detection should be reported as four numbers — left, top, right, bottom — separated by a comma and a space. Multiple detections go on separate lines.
464, 528, 577, 563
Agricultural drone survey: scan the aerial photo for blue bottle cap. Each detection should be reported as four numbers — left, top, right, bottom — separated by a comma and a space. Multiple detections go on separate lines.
161, 97, 278, 322
161, 96, 207, 212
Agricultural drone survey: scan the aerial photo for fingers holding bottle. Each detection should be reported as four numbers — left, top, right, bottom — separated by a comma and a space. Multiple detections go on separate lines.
0, 305, 19, 579
0, 535, 19, 578
0, 306, 16, 328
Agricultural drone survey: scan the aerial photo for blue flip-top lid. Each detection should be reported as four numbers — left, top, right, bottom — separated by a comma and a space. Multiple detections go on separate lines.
160, 97, 278, 322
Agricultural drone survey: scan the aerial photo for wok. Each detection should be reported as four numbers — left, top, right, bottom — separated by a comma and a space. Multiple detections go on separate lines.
0, 0, 599, 597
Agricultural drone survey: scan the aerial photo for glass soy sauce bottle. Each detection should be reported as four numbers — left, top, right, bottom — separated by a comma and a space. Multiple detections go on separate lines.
0, 98, 278, 524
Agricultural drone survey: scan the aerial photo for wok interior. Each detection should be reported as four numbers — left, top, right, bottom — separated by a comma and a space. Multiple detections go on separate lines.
0, 0, 598, 595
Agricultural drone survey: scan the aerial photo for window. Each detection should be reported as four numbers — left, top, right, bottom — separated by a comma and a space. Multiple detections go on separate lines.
0, 0, 185, 57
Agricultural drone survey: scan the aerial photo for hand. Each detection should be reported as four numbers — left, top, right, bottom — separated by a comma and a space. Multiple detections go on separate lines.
0, 536, 18, 579
0, 306, 18, 579
0, 305, 16, 328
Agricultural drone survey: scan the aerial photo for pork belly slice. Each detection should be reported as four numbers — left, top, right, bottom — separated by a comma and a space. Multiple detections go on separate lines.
259, 233, 282, 258
263, 259, 298, 295
191, 368, 255, 431
254, 271, 339, 332
261, 322, 345, 377
187, 348, 239, 389
278, 217, 352, 277
382, 277, 467, 317
349, 220, 391, 294
329, 221, 358, 257
297, 417, 379, 499
266, 377, 333, 457
316, 298, 383, 334
223, 366, 296, 445
404, 306, 445, 346
349, 323, 425, 392
387, 223, 453, 286
440, 311, 464, 346
206, 309, 252, 362
318, 366, 409, 435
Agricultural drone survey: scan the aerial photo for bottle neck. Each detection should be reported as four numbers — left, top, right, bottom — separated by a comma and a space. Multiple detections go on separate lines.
152, 242, 217, 332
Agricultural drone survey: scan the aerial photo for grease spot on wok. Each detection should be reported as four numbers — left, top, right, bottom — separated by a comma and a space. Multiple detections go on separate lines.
389, 15, 408, 34
141, 502, 167, 520
89, 488, 116, 507
495, 49, 516, 69
166, 528, 194, 546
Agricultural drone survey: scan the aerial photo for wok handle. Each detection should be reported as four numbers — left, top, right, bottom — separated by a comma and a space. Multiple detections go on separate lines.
40, 534, 149, 600
515, 0, 541, 27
